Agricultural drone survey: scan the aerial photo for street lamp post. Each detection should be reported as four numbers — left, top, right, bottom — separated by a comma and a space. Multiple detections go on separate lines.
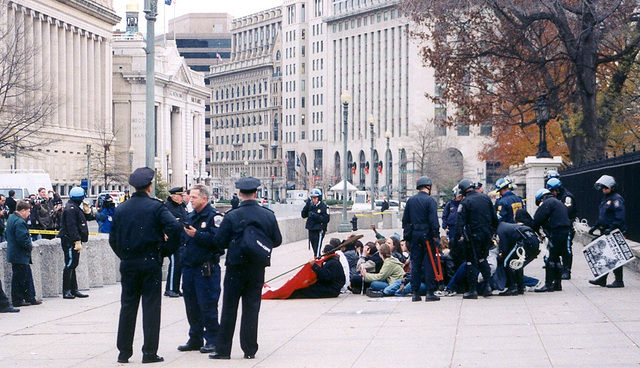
339, 90, 351, 232
130, 147, 135, 173
385, 131, 391, 203
368, 115, 375, 211
144, 0, 158, 197
184, 169, 188, 188
534, 93, 553, 159
271, 174, 275, 202
165, 151, 170, 181
86, 141, 92, 197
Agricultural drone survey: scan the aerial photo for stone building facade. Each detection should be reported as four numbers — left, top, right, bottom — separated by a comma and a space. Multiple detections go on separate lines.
0, 0, 120, 195
206, 7, 283, 200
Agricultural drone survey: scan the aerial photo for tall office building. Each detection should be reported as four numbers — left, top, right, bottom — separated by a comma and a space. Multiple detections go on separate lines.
207, 7, 283, 200
0, 0, 120, 195
113, 5, 209, 189
281, 0, 490, 199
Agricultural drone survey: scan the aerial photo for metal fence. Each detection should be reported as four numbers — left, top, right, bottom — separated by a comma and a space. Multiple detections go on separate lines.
560, 150, 639, 242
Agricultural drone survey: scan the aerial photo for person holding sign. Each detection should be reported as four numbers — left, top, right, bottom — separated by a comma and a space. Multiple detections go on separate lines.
588, 175, 627, 288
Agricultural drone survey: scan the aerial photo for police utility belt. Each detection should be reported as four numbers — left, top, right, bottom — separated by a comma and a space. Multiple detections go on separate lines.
199, 256, 220, 277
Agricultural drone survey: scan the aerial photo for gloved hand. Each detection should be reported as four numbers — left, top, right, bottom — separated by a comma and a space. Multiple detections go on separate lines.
74, 241, 83, 252
588, 226, 597, 235
603, 228, 611, 236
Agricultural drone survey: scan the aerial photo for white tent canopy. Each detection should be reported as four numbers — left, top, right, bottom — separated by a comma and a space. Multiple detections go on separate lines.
329, 180, 358, 192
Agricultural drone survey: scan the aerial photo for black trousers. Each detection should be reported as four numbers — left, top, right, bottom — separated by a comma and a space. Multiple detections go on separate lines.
62, 241, 80, 293
308, 230, 322, 256
11, 263, 36, 304
116, 257, 163, 359
216, 264, 265, 357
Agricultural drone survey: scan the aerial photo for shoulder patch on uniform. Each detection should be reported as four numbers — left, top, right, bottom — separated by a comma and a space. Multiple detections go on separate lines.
213, 214, 223, 228
564, 197, 573, 206
606, 200, 611, 205
613, 200, 620, 208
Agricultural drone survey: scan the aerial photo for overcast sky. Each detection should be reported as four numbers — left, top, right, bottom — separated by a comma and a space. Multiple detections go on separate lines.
113, 0, 283, 34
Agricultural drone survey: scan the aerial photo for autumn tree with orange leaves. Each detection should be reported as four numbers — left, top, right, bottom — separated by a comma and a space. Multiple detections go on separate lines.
403, 0, 640, 165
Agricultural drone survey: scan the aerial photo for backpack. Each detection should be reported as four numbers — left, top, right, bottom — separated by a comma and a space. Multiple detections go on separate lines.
516, 227, 540, 261
240, 223, 274, 267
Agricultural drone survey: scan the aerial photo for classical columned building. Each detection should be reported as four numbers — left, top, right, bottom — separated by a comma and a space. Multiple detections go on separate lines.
206, 7, 283, 200
112, 8, 209, 190
0, 0, 120, 195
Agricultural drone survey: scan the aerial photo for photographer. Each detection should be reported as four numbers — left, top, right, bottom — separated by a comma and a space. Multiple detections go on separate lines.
0, 194, 9, 241
36, 188, 60, 239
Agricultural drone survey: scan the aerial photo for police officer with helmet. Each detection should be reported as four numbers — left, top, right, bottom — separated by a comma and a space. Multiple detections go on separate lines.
301, 188, 330, 257
588, 175, 627, 288
402, 176, 441, 302
546, 177, 577, 280
58, 186, 89, 300
544, 169, 560, 184
532, 188, 571, 292
210, 177, 282, 360
109, 167, 182, 364
453, 179, 499, 299
494, 177, 525, 223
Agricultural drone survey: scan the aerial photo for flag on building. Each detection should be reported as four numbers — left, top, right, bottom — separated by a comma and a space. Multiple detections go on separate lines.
216, 52, 223, 62
165, 0, 172, 5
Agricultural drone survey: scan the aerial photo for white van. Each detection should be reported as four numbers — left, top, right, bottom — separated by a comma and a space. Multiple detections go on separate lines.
0, 170, 53, 199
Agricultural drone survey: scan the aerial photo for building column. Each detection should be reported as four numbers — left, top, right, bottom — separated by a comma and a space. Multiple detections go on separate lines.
87, 34, 95, 131
80, 30, 88, 131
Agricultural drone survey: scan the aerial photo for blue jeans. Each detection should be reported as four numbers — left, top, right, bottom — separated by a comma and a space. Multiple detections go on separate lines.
446, 263, 467, 291
182, 263, 221, 346
395, 282, 427, 296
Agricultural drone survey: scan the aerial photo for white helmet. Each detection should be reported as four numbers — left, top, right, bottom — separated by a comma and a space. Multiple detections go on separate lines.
594, 175, 616, 190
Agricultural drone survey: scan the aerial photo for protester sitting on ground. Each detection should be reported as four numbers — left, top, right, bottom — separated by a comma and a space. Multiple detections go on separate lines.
288, 244, 346, 299
361, 243, 406, 297
341, 238, 361, 278
349, 241, 383, 293
386, 236, 406, 263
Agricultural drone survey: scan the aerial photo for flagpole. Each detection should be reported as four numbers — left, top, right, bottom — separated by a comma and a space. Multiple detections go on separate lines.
163, 0, 166, 44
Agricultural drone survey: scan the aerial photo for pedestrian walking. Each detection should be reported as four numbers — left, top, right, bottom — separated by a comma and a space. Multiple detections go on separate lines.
109, 167, 182, 364
58, 187, 89, 299
209, 177, 282, 360
301, 188, 329, 257
588, 175, 627, 288
177, 184, 224, 354
401, 176, 441, 302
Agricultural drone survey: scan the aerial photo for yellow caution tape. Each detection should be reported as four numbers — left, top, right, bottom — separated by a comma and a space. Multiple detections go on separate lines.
28, 229, 102, 236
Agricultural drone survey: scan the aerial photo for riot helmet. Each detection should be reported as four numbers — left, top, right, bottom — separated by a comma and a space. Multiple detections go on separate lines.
457, 179, 475, 195
416, 176, 432, 190
544, 169, 560, 181
69, 187, 85, 200
535, 188, 551, 206
309, 188, 322, 198
495, 177, 511, 191
594, 175, 616, 191
546, 178, 563, 191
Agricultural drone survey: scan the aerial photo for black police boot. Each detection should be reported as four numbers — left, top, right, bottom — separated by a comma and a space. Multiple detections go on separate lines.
498, 288, 518, 296
424, 291, 440, 302
516, 269, 525, 294
463, 263, 478, 299
534, 283, 555, 292
63, 290, 76, 299
535, 262, 555, 292
411, 294, 422, 302
607, 268, 624, 288
462, 290, 478, 299
562, 253, 573, 280
589, 276, 607, 287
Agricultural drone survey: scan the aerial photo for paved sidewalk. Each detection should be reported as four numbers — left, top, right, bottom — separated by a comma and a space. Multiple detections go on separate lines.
1, 228, 639, 367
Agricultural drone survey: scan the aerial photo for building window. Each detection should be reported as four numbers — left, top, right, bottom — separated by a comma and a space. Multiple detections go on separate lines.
457, 122, 470, 136
480, 124, 493, 136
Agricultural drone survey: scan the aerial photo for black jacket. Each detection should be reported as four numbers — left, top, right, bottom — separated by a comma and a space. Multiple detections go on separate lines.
165, 197, 188, 222
595, 192, 626, 233
109, 192, 182, 260
301, 199, 329, 231
181, 204, 224, 268
308, 255, 345, 297
213, 199, 282, 266
556, 188, 577, 221
495, 191, 525, 223
454, 191, 498, 240
533, 195, 571, 233
58, 200, 89, 244
402, 191, 439, 242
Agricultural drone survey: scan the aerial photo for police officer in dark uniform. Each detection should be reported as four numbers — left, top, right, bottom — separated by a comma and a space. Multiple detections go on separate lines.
109, 167, 182, 364
301, 188, 330, 257
533, 188, 571, 292
546, 178, 577, 280
401, 176, 440, 302
177, 184, 224, 354
209, 177, 282, 360
494, 177, 525, 223
58, 187, 89, 299
442, 186, 462, 240
588, 175, 627, 288
496, 210, 540, 296
164, 186, 188, 297
454, 179, 499, 299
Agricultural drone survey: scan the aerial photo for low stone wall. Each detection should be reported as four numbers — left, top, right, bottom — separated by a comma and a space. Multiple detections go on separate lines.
0, 209, 405, 302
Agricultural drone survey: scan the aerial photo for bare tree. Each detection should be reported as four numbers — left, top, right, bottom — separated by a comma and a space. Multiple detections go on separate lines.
0, 2, 57, 158
410, 120, 462, 192
88, 122, 130, 191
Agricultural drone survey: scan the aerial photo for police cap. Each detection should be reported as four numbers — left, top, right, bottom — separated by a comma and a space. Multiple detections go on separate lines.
235, 177, 261, 193
168, 186, 185, 195
129, 167, 155, 188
